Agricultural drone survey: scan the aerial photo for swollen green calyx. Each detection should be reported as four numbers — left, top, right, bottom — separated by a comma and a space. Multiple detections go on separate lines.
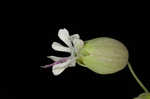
77, 37, 129, 74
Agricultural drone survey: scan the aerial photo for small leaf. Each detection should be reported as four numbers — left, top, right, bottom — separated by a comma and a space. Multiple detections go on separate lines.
134, 93, 150, 99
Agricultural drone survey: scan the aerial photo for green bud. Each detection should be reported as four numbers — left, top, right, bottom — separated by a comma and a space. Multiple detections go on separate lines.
77, 37, 129, 74
134, 93, 150, 99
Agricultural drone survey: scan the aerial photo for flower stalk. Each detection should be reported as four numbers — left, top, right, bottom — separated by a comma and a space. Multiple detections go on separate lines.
128, 62, 149, 93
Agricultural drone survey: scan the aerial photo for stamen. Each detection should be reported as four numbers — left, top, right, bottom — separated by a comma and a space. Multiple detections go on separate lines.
41, 58, 68, 68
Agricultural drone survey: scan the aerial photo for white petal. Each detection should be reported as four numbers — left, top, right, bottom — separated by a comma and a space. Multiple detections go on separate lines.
52, 66, 66, 76
58, 28, 72, 47
52, 42, 71, 52
52, 59, 72, 76
71, 34, 80, 40
68, 59, 76, 67
47, 56, 65, 61
72, 39, 84, 53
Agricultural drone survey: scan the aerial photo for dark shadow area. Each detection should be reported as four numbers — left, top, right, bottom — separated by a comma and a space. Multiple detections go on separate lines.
0, 88, 17, 99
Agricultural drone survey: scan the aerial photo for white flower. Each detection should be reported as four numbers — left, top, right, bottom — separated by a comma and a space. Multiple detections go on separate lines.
41, 28, 84, 76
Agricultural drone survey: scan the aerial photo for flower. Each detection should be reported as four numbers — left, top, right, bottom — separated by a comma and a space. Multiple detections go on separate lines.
41, 28, 84, 76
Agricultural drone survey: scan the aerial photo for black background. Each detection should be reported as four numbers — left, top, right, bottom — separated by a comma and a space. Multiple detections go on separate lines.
1, 8, 149, 98
39, 24, 149, 99
1, 23, 149, 99
0, 1, 149, 98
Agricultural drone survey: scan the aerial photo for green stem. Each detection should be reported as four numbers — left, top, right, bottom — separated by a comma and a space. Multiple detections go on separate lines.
128, 62, 149, 93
